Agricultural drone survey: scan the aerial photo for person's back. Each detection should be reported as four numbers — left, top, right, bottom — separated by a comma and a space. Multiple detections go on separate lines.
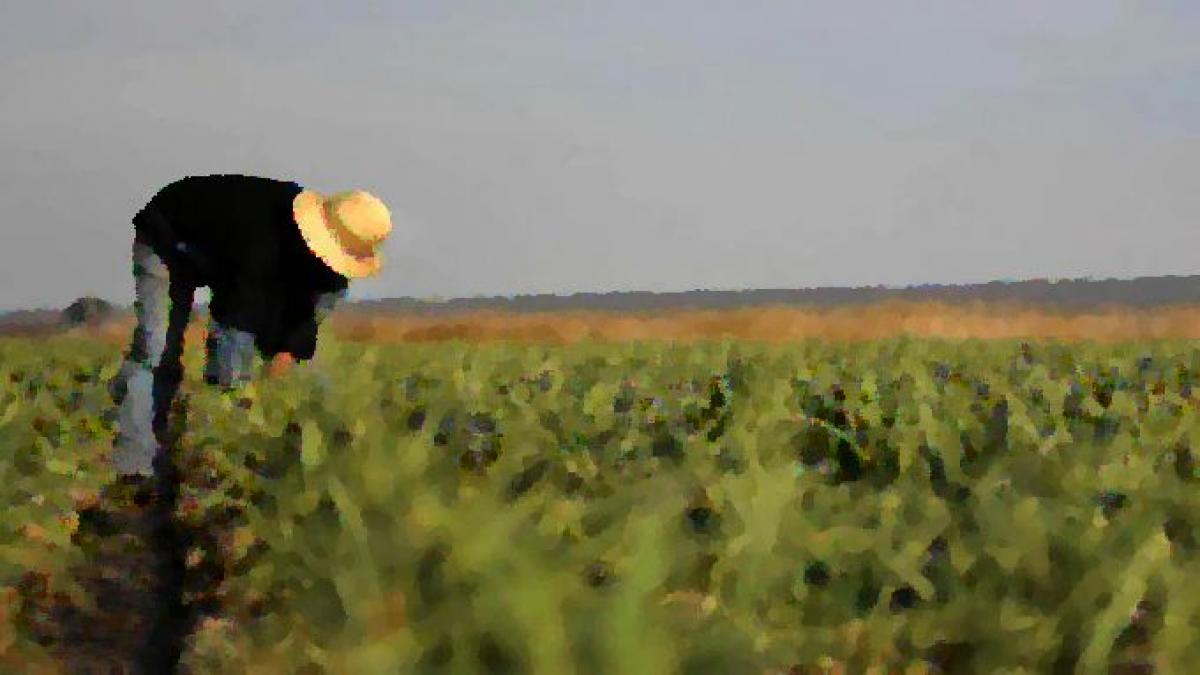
135, 174, 350, 357
136, 174, 314, 286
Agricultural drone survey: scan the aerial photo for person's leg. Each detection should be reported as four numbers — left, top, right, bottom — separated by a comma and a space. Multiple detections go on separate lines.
110, 240, 193, 478
203, 316, 257, 387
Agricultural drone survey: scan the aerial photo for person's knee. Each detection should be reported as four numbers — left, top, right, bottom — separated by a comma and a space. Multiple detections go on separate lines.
129, 312, 173, 364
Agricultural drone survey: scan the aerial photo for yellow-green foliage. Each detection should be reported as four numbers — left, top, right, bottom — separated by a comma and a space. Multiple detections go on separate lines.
0, 338, 120, 669
4, 335, 1200, 673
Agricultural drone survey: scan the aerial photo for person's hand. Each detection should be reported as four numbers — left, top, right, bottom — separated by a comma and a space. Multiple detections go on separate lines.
265, 352, 295, 378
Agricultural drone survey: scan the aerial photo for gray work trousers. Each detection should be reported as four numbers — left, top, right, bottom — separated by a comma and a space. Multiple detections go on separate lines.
109, 239, 344, 476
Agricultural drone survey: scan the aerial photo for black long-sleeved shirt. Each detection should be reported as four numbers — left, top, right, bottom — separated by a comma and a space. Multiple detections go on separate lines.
133, 174, 349, 360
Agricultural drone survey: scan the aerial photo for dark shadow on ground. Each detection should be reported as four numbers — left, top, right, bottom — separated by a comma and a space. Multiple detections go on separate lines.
22, 399, 200, 675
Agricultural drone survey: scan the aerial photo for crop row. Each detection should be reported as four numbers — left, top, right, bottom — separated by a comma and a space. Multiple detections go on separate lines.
3, 336, 1200, 673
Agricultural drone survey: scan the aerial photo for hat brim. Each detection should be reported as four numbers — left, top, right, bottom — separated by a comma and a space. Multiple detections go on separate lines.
293, 190, 383, 279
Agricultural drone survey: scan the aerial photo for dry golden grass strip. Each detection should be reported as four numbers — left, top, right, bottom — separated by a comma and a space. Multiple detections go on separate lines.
327, 301, 1200, 344
35, 301, 1200, 346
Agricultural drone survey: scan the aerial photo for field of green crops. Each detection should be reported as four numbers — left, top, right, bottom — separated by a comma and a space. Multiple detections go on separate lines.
3, 334, 1200, 673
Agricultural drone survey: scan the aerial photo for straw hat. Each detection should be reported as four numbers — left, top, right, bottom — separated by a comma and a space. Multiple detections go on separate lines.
293, 188, 392, 278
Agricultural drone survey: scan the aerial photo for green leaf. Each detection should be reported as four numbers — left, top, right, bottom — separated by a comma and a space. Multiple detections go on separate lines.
300, 420, 324, 471
45, 458, 75, 475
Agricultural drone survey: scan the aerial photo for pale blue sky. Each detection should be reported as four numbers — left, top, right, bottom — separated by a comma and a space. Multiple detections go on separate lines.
2, 1, 1198, 310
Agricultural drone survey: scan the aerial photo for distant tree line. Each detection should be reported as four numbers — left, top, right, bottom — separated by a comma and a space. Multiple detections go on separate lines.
2, 276, 1200, 336
61, 296, 116, 326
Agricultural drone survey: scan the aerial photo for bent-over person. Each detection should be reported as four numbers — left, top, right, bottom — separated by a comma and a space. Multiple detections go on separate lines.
106, 174, 393, 505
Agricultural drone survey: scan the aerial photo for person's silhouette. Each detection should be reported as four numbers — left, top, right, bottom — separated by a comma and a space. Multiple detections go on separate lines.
105, 174, 393, 504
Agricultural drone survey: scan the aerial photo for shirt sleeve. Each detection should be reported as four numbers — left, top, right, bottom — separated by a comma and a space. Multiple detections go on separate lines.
313, 288, 347, 324
213, 279, 278, 340
278, 289, 345, 360
279, 318, 319, 360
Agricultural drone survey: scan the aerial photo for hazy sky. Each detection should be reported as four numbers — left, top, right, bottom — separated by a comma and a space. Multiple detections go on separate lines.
2, 1, 1198, 311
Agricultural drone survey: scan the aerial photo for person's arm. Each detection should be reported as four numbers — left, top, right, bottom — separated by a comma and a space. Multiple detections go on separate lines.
274, 288, 347, 365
